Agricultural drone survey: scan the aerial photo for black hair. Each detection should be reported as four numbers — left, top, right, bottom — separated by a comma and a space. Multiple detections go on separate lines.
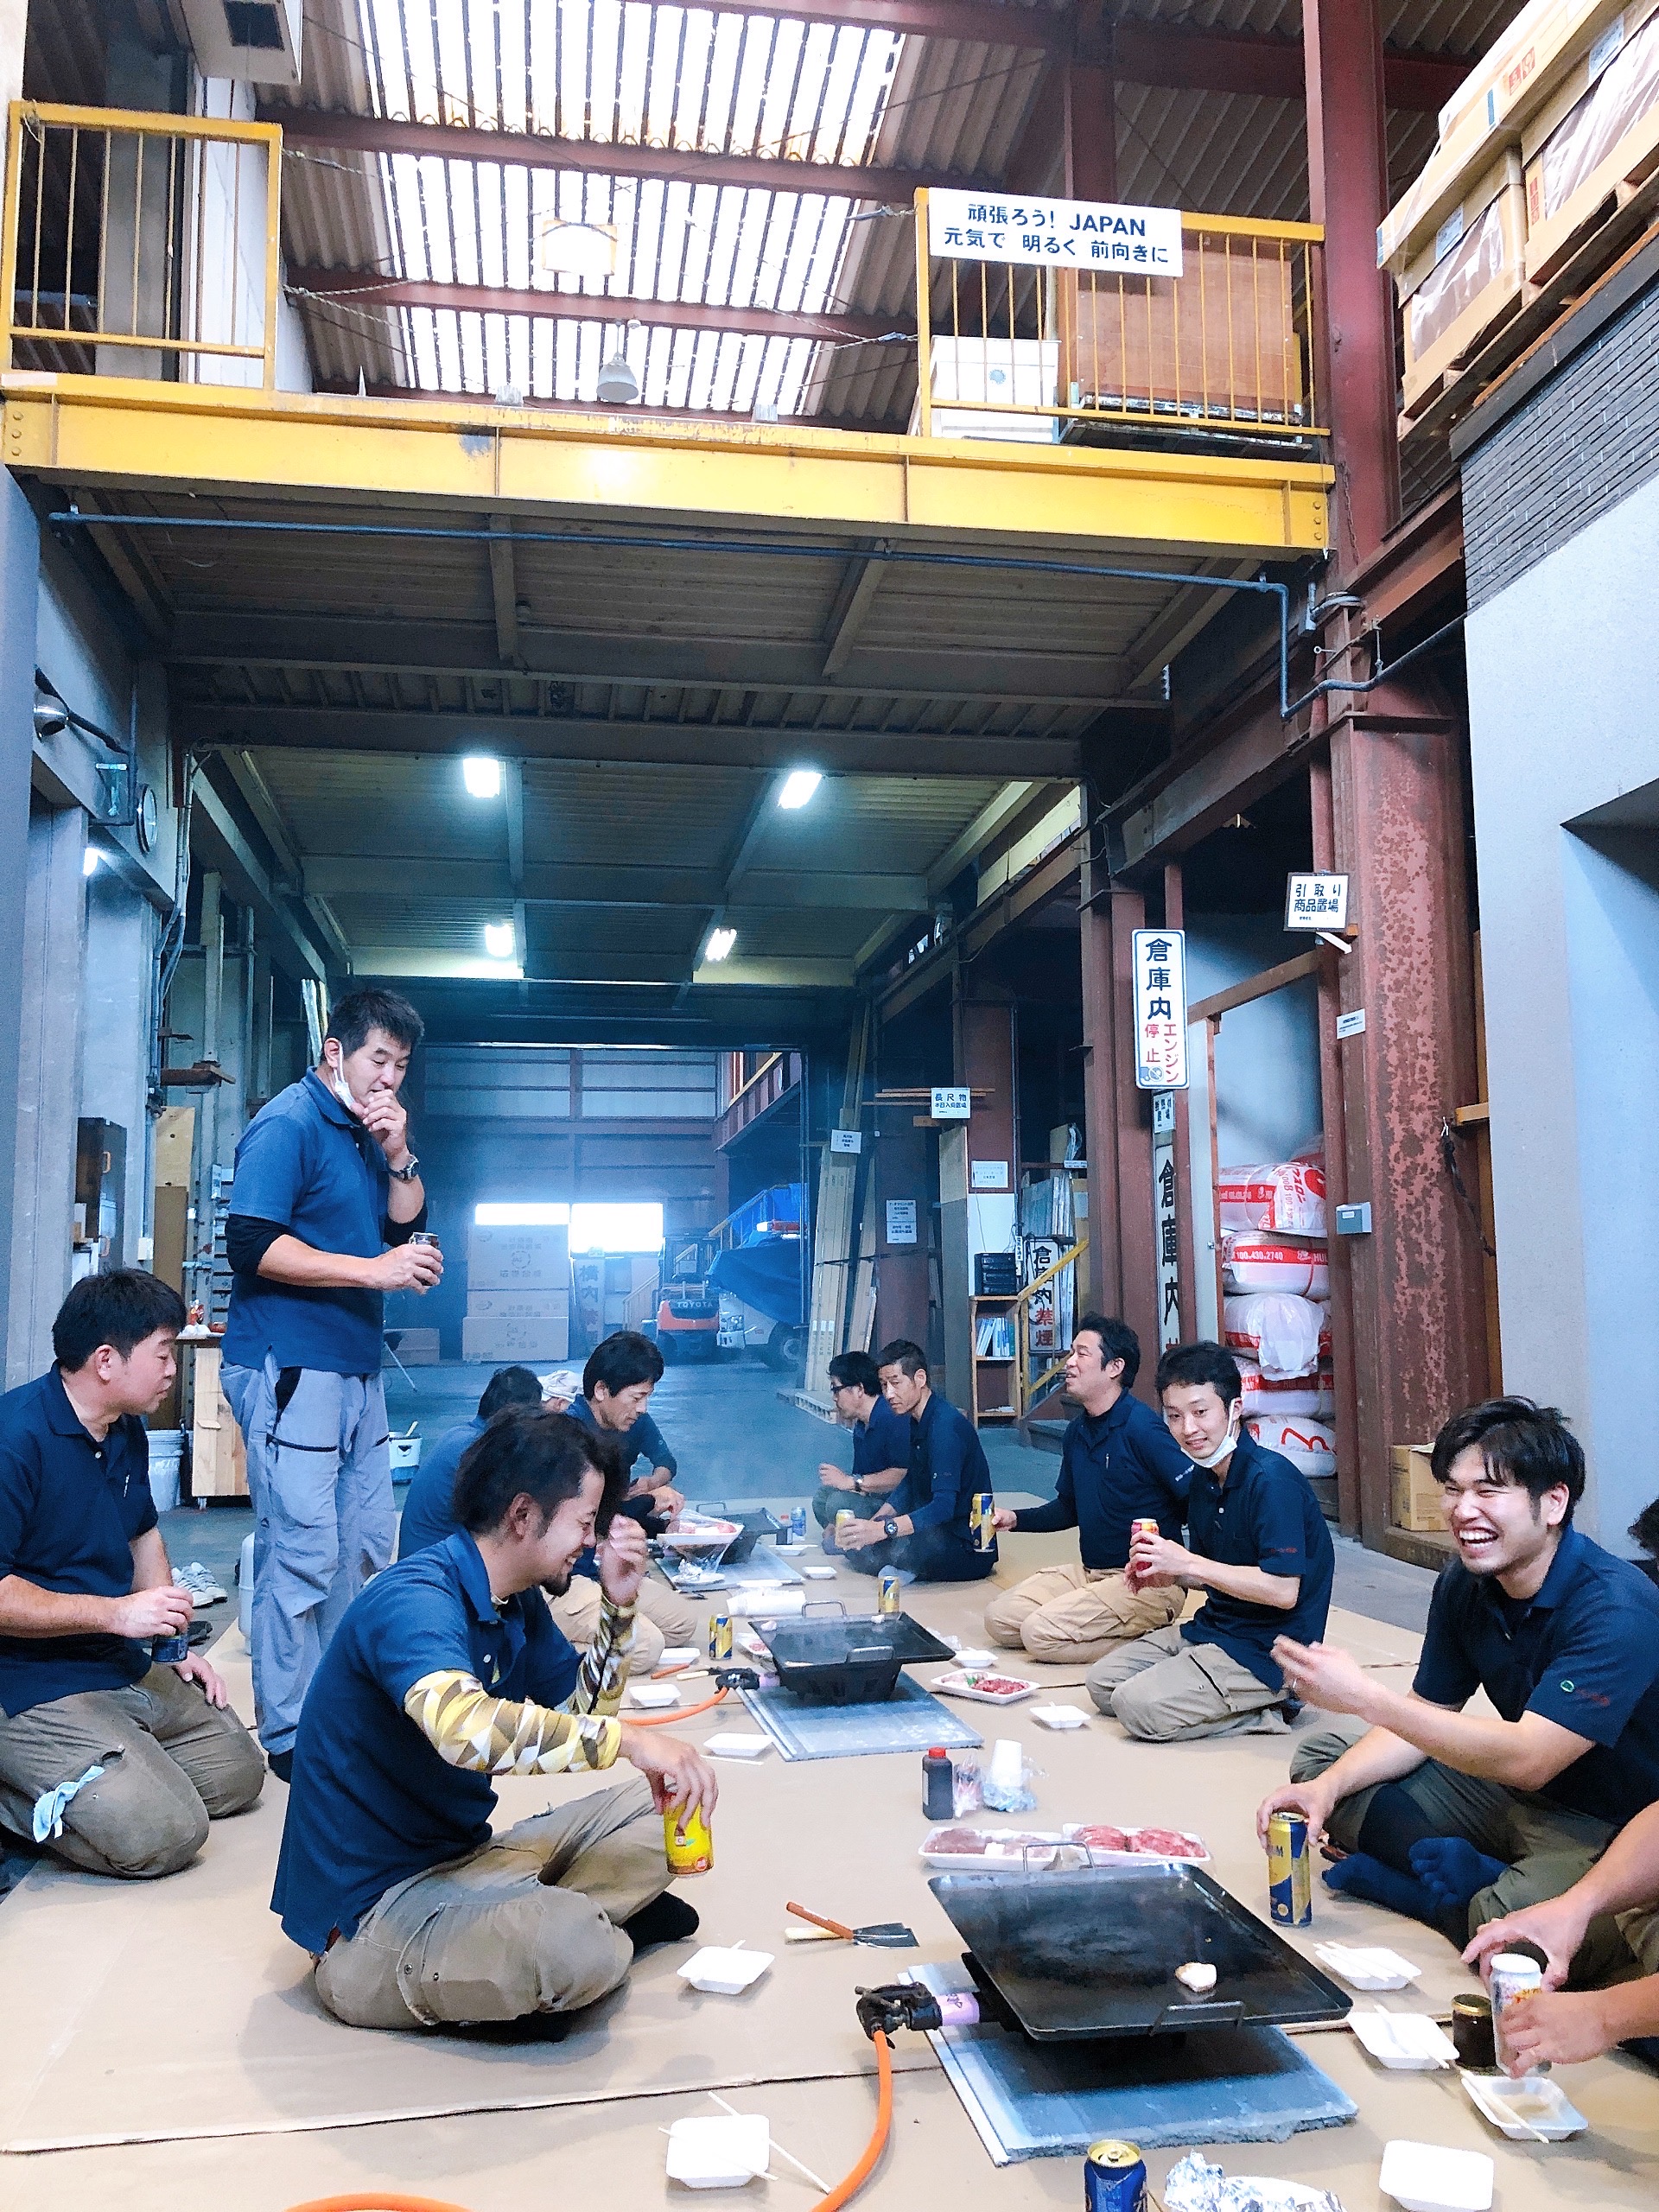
54, 1270, 187, 1370
583, 1328, 664, 1401
1431, 1397, 1586, 1520
876, 1338, 928, 1382
1630, 1497, 1659, 1561
829, 1350, 880, 1395
477, 1364, 545, 1421
325, 987, 424, 1057
452, 1408, 628, 1536
1154, 1339, 1243, 1406
1074, 1313, 1141, 1390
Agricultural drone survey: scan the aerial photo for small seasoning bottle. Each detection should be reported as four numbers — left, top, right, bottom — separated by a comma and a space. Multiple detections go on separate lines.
923, 1745, 955, 1821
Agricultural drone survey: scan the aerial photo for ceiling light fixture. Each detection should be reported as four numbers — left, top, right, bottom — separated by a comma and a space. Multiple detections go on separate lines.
461, 755, 503, 798
483, 921, 516, 958
704, 926, 737, 963
777, 769, 822, 810
595, 350, 640, 405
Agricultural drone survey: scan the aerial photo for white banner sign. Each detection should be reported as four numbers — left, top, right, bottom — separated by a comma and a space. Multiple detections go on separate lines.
1285, 870, 1350, 931
1133, 928, 1189, 1091
886, 1199, 918, 1246
928, 188, 1183, 276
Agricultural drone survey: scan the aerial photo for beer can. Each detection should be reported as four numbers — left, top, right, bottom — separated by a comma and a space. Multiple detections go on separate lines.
1130, 1516, 1160, 1543
664, 1802, 714, 1876
708, 1611, 733, 1662
1084, 2140, 1147, 2212
834, 1508, 855, 1548
789, 1505, 808, 1542
1490, 1953, 1548, 2075
150, 1630, 190, 1666
1267, 1809, 1312, 1926
971, 1491, 995, 1552
877, 1567, 902, 1616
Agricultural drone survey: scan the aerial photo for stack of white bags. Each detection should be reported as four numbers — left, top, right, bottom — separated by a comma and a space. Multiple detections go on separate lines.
1217, 1149, 1336, 1484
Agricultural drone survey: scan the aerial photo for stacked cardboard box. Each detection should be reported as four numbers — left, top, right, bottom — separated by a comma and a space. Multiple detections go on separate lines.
462, 1224, 570, 1363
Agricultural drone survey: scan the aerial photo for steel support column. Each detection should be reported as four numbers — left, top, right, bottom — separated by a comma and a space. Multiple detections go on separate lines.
1322, 690, 1489, 1548
1067, 3, 1118, 202
953, 991, 1018, 1420
1304, 0, 1400, 572
1080, 864, 1158, 1362
1164, 862, 1199, 1346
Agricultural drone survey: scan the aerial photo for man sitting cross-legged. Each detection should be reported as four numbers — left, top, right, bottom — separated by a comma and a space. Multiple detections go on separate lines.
0, 1272, 264, 1878
811, 1351, 908, 1542
835, 1341, 997, 1586
983, 1313, 1192, 1663
274, 1406, 717, 2031
1257, 1398, 1659, 1984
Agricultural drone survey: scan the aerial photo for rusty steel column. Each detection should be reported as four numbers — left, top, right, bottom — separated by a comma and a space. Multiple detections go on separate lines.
1164, 861, 1200, 1345
1310, 754, 1361, 1536
1081, 863, 1159, 1360
1067, 2, 1118, 200
1303, 0, 1399, 572
1325, 685, 1490, 1548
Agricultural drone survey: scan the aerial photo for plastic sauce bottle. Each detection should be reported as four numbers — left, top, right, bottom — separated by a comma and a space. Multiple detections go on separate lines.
923, 1745, 955, 1821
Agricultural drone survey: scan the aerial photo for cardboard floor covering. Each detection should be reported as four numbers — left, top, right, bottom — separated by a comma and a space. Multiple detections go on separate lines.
3, 1536, 1658, 2212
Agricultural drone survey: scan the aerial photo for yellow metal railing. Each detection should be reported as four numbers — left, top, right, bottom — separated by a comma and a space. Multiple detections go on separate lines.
2, 102, 283, 386
912, 190, 1325, 445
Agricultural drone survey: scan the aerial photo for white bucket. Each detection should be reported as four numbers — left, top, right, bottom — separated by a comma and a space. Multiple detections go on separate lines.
238, 1530, 254, 1642
148, 1429, 184, 1512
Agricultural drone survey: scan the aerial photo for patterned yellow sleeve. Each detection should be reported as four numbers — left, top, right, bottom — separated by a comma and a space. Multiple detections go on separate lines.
404, 1671, 621, 1774
571, 1593, 636, 1717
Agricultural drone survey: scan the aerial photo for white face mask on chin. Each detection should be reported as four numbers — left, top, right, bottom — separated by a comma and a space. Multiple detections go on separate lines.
1187, 1417, 1241, 1471
326, 1058, 360, 1116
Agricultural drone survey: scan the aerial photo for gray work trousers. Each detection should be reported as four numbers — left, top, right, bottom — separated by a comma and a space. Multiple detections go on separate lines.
222, 1357, 395, 1758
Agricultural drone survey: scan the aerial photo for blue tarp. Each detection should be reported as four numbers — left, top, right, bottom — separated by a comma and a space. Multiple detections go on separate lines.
707, 1235, 805, 1325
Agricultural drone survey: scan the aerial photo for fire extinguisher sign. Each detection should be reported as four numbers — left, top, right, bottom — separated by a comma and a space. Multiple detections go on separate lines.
1132, 929, 1188, 1091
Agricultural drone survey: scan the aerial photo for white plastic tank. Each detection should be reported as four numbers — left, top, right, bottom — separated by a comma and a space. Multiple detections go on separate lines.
147, 1430, 184, 1513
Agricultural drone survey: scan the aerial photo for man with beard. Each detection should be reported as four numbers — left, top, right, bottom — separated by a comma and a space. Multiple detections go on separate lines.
1257, 1398, 1659, 1985
273, 1407, 716, 2031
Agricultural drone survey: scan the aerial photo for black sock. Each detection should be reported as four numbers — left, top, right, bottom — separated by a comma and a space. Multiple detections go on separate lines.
623, 1891, 701, 1953
266, 1748, 293, 1785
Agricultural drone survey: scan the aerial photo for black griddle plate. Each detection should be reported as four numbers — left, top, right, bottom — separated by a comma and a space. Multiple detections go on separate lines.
930, 1861, 1351, 2040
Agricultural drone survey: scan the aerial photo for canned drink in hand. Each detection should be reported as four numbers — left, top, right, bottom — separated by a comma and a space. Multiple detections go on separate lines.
151, 1629, 190, 1666
1491, 1953, 1548, 2074
664, 1802, 714, 1875
970, 1492, 995, 1552
1267, 1809, 1312, 1926
408, 1230, 440, 1294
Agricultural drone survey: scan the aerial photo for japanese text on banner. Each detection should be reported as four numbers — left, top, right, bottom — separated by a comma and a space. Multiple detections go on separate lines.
927, 188, 1185, 276
1133, 928, 1188, 1091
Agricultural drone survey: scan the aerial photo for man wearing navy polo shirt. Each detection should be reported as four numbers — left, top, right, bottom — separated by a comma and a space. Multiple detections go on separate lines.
222, 988, 443, 1782
1260, 1398, 1659, 1981
397, 1365, 544, 1560
836, 1340, 997, 1584
811, 1351, 908, 1539
276, 1407, 715, 2030
1088, 1340, 1334, 1739
985, 1313, 1192, 1662
0, 1274, 264, 1877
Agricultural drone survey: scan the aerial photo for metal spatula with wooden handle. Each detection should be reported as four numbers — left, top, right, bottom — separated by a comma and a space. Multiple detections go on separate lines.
785, 1899, 917, 1948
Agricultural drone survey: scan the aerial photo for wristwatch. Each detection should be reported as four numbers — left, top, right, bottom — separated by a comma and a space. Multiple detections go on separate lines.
881, 1517, 899, 1540
387, 1154, 421, 1183
852, 1476, 864, 1496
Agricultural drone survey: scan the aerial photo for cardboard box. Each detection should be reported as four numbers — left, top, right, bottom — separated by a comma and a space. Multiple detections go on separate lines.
1522, 0, 1659, 281
390, 1325, 441, 1364
465, 1289, 570, 1322
1390, 1443, 1445, 1534
467, 1224, 570, 1290
1398, 151, 1529, 412
462, 1315, 569, 1363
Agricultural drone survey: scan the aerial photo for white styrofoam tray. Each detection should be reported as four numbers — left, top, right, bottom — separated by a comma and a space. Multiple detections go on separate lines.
1379, 2139, 1493, 2212
664, 2112, 769, 2188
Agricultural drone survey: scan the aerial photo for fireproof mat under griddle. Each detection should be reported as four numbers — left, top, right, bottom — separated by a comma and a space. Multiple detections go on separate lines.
740, 1675, 985, 1760
910, 1962, 1357, 2162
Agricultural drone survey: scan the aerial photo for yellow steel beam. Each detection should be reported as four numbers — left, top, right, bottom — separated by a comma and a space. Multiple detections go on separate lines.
0, 372, 1332, 556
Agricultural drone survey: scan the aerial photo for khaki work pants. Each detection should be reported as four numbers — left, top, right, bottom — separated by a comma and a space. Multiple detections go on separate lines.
0, 1664, 265, 1878
1086, 1623, 1289, 1741
548, 1574, 703, 1671
985, 1565, 1184, 1664
315, 1774, 674, 2029
1294, 1715, 1659, 1985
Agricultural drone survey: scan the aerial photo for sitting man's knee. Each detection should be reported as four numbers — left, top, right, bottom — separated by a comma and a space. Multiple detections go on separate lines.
201, 1725, 269, 1819
982, 1593, 1027, 1649
1288, 1729, 1350, 1787
76, 1777, 211, 1878
1110, 1672, 1185, 1743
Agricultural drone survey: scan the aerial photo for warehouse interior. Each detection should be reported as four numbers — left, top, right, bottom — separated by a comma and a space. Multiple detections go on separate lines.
3, 0, 1659, 2205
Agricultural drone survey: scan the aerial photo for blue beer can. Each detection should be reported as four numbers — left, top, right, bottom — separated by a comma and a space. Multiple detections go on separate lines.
789, 1505, 807, 1542
1084, 2140, 1147, 2212
1267, 1810, 1313, 1926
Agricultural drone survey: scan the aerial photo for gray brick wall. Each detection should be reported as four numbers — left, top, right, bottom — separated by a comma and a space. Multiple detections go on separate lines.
1462, 272, 1659, 608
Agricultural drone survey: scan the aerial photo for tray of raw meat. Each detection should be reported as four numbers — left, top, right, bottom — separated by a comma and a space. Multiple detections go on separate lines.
1062, 1821, 1210, 1863
918, 1826, 1066, 1869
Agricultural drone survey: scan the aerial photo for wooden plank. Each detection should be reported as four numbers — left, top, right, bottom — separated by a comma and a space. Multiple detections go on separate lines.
1189, 947, 1323, 1024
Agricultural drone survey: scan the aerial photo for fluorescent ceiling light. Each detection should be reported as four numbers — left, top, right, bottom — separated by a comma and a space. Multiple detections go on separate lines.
483, 920, 516, 958
704, 925, 737, 963
82, 845, 101, 876
777, 769, 822, 810
462, 754, 502, 798
537, 215, 618, 282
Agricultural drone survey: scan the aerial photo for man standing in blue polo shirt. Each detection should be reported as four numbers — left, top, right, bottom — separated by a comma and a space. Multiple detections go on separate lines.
1259, 1398, 1659, 1981
222, 988, 442, 1782
984, 1313, 1192, 1662
836, 1339, 997, 1584
0, 1274, 264, 1876
1088, 1340, 1334, 1739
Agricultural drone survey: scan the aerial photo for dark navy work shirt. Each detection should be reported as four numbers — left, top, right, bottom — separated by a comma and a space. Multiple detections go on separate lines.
224, 1070, 392, 1376
396, 1416, 482, 1559
564, 1394, 677, 1581
1182, 1428, 1333, 1689
0, 1369, 158, 1715
893, 1391, 995, 1553
273, 1529, 582, 1952
851, 1395, 909, 1480
1014, 1390, 1191, 1568
1413, 1526, 1659, 1827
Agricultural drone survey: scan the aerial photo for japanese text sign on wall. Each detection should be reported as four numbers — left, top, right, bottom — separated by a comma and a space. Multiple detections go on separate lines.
1132, 928, 1188, 1091
886, 1199, 918, 1246
928, 188, 1184, 276
1284, 871, 1350, 932
1153, 1109, 1182, 1350
931, 1086, 972, 1121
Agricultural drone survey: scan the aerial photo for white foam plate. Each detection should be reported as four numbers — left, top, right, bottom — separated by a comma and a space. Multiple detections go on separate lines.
658, 1646, 700, 1669
951, 1646, 996, 1668
1030, 1703, 1089, 1730
931, 1667, 1037, 1705
677, 1947, 774, 1996
1315, 1942, 1423, 1992
800, 1564, 837, 1580
705, 1731, 772, 1759
1350, 2010, 1457, 2069
1462, 2069, 1587, 2140
629, 1681, 680, 1709
1379, 2139, 1492, 2212
664, 2112, 770, 2187
730, 1586, 806, 1616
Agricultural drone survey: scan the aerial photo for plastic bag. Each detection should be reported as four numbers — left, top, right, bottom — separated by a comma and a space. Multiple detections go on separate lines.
1223, 1291, 1327, 1378
1238, 1357, 1334, 1420
1216, 1157, 1326, 1236
1248, 1411, 1338, 1481
1222, 1236, 1330, 1300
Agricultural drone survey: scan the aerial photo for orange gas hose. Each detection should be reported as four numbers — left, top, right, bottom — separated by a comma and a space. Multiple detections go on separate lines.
628, 1684, 729, 1726
285, 2196, 475, 2212
815, 2027, 893, 2211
